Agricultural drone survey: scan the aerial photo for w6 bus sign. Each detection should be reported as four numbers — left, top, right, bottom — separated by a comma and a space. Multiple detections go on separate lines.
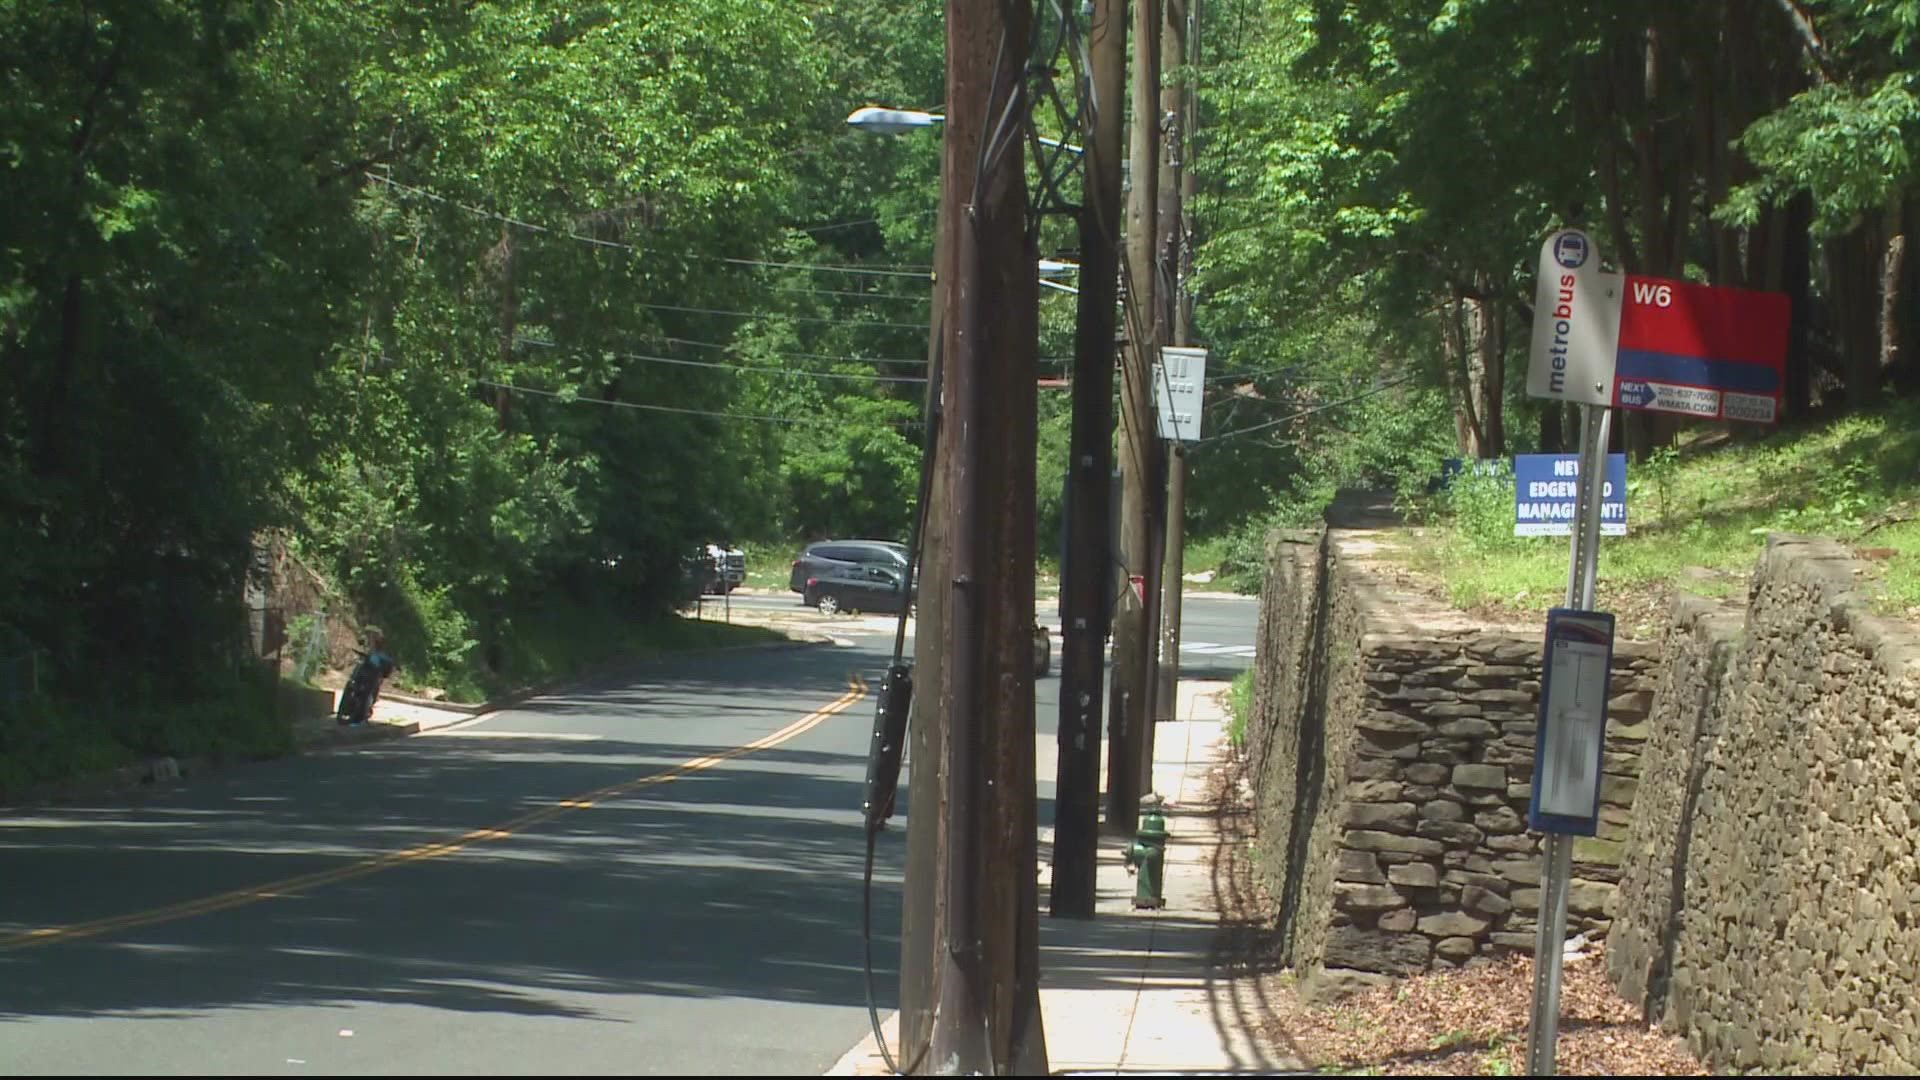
1614, 274, 1790, 422
1526, 229, 1790, 424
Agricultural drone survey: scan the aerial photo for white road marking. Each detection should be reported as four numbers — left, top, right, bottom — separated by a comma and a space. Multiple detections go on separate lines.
1180, 641, 1256, 657
417, 730, 605, 741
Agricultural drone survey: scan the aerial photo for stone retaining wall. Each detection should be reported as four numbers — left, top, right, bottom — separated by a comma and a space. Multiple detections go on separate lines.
1606, 535, 1920, 1074
1246, 527, 1653, 997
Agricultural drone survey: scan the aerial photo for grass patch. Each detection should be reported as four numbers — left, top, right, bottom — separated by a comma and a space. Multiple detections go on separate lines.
1184, 534, 1267, 593
1185, 535, 1234, 577
402, 598, 786, 705
1225, 668, 1254, 747
1864, 518, 1920, 615
0, 663, 294, 798
741, 540, 797, 590
1398, 399, 1920, 636
0, 696, 139, 795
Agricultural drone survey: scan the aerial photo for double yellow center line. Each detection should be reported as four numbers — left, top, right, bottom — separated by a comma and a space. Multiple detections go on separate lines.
1, 675, 868, 952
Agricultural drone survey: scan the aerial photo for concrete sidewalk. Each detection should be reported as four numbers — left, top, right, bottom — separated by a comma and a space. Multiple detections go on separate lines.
290, 691, 479, 751
827, 681, 1300, 1076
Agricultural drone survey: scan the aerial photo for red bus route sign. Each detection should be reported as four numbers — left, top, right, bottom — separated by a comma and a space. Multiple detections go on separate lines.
1526, 230, 1790, 425
1613, 275, 1790, 423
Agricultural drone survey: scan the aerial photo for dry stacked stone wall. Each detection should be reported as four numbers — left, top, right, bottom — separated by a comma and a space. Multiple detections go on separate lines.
1606, 535, 1920, 1075
1245, 527, 1653, 998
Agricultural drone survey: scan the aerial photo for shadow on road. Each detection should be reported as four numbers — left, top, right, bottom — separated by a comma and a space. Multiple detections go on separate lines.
0, 641, 1209, 1032
0, 742, 900, 1024
0, 648, 912, 1025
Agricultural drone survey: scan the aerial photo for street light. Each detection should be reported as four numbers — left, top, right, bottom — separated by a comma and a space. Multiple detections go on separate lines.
1038, 259, 1081, 295
847, 105, 1083, 155
846, 105, 944, 136
850, 108, 1084, 293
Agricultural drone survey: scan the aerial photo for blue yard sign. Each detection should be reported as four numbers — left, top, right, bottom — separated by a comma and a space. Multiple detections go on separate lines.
1513, 453, 1628, 537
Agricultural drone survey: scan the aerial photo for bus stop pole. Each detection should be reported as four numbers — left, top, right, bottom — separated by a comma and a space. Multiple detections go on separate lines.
1525, 401, 1610, 1075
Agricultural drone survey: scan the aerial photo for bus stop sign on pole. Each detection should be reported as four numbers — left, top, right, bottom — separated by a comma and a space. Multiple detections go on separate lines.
1520, 228, 1790, 1076
1613, 275, 1790, 423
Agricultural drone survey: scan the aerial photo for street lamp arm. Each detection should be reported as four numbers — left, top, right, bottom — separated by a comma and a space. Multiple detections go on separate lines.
847, 106, 1080, 156
846, 106, 946, 135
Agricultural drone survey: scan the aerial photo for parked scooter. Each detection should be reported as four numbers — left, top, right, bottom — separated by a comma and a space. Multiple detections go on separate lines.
335, 631, 398, 727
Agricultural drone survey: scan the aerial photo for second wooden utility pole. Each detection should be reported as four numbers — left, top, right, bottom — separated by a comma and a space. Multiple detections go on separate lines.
1050, 0, 1127, 919
1107, 0, 1162, 832
1154, 0, 1195, 727
928, 0, 1045, 1073
1140, 0, 1187, 781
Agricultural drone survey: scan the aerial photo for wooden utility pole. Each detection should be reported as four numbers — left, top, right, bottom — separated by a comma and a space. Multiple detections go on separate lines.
1050, 0, 1128, 919
928, 0, 1045, 1073
1156, 441, 1186, 721
1142, 0, 1186, 773
1154, 0, 1195, 727
1108, 0, 1161, 829
899, 215, 949, 1076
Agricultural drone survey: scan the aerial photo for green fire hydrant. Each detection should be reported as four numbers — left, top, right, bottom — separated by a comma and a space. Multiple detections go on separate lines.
1124, 794, 1169, 910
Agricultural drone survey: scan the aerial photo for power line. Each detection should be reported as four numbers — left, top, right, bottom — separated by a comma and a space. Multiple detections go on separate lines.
1195, 373, 1419, 445
798, 208, 939, 234
773, 284, 931, 304
1205, 368, 1281, 383
478, 379, 920, 427
661, 336, 928, 366
366, 173, 932, 279
635, 301, 926, 330
713, 255, 932, 279
515, 336, 928, 383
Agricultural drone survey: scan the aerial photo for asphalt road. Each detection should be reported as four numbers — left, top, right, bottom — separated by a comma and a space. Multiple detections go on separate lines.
714, 588, 1260, 677
0, 591, 1257, 1075
0, 643, 904, 1076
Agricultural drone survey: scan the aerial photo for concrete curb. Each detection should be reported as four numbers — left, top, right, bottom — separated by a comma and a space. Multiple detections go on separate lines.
0, 717, 421, 810
0, 637, 824, 810
381, 689, 489, 714
827, 681, 1276, 1077
297, 719, 423, 751
382, 635, 830, 716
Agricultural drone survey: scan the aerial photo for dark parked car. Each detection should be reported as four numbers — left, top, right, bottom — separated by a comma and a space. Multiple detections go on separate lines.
789, 540, 915, 614
680, 543, 745, 596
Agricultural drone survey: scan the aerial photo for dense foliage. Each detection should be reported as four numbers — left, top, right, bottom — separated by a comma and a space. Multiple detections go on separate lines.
1190, 0, 1920, 575
0, 0, 954, 780
6, 0, 1919, 779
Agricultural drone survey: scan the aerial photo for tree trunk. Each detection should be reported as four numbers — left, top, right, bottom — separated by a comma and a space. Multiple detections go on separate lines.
1471, 279, 1506, 457
1900, 193, 1920, 397
492, 223, 517, 429
1442, 294, 1484, 456
35, 274, 86, 478
1539, 401, 1564, 453
1633, 24, 1665, 277
1782, 192, 1814, 418
1834, 227, 1882, 409
1879, 198, 1905, 395
1623, 19, 1685, 458
1708, 0, 1748, 287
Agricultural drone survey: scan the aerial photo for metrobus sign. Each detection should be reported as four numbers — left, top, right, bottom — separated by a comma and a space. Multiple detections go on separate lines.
1614, 274, 1789, 422
1526, 229, 1790, 423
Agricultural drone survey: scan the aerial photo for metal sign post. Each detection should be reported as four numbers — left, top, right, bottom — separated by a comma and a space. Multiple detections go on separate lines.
1524, 402, 1611, 1075
1518, 227, 1789, 1075
1521, 229, 1617, 1077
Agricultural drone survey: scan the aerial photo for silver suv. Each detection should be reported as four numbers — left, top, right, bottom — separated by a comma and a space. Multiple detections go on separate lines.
789, 540, 913, 614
